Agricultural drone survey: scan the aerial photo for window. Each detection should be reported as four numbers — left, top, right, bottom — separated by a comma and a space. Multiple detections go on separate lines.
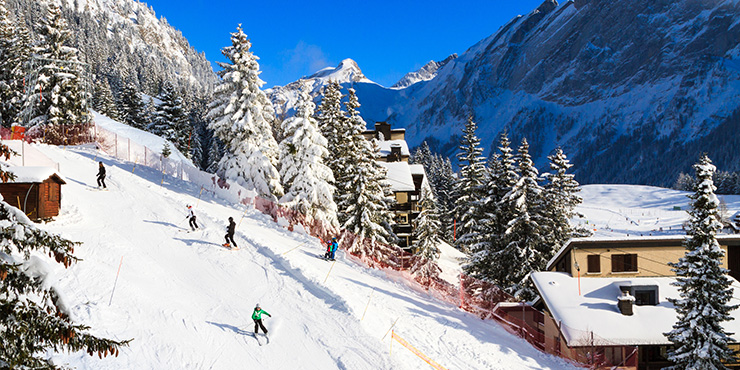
612, 254, 638, 273
587, 255, 601, 273
633, 287, 658, 305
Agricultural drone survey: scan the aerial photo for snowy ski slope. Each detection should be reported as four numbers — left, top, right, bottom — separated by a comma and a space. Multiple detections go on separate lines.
26, 144, 573, 370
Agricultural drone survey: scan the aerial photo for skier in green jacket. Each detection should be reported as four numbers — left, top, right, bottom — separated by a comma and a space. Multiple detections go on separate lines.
252, 304, 272, 335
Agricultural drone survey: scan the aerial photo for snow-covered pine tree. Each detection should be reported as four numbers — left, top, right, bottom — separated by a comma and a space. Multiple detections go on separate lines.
161, 141, 171, 158
463, 133, 518, 287
665, 154, 738, 370
25, 4, 90, 145
341, 137, 398, 266
542, 147, 586, 256
187, 96, 209, 170
92, 78, 119, 120
0, 0, 30, 128
434, 155, 457, 242
0, 140, 129, 368
493, 138, 547, 301
410, 185, 443, 286
118, 81, 147, 130
278, 80, 338, 236
451, 116, 487, 252
207, 25, 283, 200
316, 81, 348, 204
151, 81, 190, 156
411, 141, 433, 168
206, 136, 223, 174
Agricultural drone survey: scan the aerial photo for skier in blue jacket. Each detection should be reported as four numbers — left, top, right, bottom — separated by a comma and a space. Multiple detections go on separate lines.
328, 237, 338, 260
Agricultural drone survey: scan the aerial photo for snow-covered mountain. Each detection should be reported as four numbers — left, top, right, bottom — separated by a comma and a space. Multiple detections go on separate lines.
8, 0, 216, 94
272, 0, 740, 187
391, 54, 457, 89
388, 0, 740, 186
267, 58, 377, 119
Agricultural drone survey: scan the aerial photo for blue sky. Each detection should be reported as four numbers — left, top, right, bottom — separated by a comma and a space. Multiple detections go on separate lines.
147, 0, 545, 88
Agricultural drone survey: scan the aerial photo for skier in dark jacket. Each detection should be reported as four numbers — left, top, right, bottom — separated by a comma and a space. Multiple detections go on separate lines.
224, 216, 237, 248
96, 162, 106, 188
252, 304, 271, 334
186, 205, 198, 231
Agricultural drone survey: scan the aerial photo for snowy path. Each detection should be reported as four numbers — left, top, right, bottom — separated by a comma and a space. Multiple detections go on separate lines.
33, 145, 573, 370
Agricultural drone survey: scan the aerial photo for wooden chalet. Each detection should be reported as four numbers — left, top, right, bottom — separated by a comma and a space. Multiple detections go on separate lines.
0, 166, 65, 222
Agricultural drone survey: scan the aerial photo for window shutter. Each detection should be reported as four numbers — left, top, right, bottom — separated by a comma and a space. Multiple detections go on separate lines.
612, 254, 624, 273
587, 255, 600, 273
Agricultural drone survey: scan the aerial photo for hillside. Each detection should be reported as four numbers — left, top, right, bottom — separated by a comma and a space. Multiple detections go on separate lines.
7, 0, 217, 95
9, 133, 573, 369
4, 129, 740, 368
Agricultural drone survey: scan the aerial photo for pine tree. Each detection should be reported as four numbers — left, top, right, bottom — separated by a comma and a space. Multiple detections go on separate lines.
278, 80, 338, 236
410, 185, 442, 285
463, 132, 518, 287
151, 81, 189, 156
25, 4, 90, 145
411, 141, 433, 168
207, 25, 282, 200
161, 141, 171, 158
316, 81, 349, 212
542, 148, 586, 256
452, 116, 487, 251
206, 136, 223, 174
665, 154, 738, 370
0, 0, 30, 128
341, 137, 398, 266
92, 78, 119, 120
118, 81, 147, 129
0, 140, 129, 368
493, 138, 547, 300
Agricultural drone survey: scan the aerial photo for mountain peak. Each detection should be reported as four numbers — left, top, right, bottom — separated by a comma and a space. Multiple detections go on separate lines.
308, 58, 371, 84
391, 54, 458, 89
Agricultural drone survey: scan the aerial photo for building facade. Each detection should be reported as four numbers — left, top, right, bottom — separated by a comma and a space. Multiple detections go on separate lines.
363, 122, 427, 250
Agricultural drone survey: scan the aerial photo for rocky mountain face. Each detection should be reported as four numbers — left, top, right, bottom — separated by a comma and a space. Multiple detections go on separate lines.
391, 54, 457, 89
271, 0, 740, 186
392, 0, 740, 186
8, 0, 216, 97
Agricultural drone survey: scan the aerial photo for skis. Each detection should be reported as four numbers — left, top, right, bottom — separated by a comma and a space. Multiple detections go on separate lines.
250, 332, 269, 345
85, 187, 109, 191
316, 254, 335, 261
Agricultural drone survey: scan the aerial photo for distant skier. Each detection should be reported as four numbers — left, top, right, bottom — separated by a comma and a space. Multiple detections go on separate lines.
252, 304, 271, 335
224, 216, 237, 249
323, 239, 333, 259
326, 237, 338, 261
96, 162, 106, 189
186, 205, 198, 231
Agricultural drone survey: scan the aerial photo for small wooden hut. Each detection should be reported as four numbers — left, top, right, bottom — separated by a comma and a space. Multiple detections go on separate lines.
0, 166, 66, 222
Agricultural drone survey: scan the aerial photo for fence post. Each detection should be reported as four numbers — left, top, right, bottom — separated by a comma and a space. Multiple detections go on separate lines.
144, 147, 147, 166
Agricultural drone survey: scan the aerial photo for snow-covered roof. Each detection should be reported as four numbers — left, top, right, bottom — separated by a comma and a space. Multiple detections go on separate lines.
5, 166, 66, 184
531, 272, 740, 346
408, 164, 425, 176
378, 162, 416, 192
376, 140, 410, 158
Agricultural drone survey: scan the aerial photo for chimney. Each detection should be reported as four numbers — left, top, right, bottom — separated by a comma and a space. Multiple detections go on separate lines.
617, 287, 635, 316
375, 122, 391, 141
